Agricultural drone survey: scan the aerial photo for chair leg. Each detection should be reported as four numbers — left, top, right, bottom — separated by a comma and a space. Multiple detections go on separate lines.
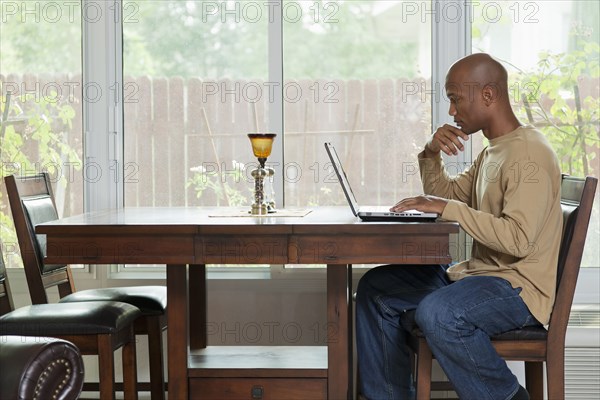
409, 349, 416, 381
355, 363, 361, 400
123, 329, 139, 400
98, 335, 116, 400
415, 338, 433, 400
546, 356, 565, 400
525, 361, 544, 400
147, 315, 166, 400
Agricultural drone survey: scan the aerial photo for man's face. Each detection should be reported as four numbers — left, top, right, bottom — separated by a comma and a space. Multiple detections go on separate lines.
445, 71, 486, 135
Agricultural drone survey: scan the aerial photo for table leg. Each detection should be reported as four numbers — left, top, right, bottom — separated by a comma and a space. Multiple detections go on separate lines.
189, 264, 207, 350
167, 264, 188, 399
327, 264, 353, 400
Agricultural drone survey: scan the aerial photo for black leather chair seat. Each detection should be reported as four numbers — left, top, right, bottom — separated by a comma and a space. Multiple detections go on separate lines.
400, 309, 548, 341
59, 286, 167, 316
0, 336, 85, 400
0, 301, 141, 335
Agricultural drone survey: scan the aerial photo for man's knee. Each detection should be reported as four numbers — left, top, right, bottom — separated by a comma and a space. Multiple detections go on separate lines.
356, 268, 378, 307
356, 265, 393, 301
414, 290, 454, 336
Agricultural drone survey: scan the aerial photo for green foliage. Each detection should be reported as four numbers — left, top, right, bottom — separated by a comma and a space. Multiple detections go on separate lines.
306, 186, 346, 207
123, 0, 269, 79
187, 161, 251, 206
471, 1, 599, 177
0, 0, 81, 74
511, 29, 599, 176
0, 87, 81, 266
283, 1, 419, 79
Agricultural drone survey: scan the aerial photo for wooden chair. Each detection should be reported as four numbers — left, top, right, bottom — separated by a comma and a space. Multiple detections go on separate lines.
0, 246, 139, 400
5, 173, 168, 399
401, 175, 598, 400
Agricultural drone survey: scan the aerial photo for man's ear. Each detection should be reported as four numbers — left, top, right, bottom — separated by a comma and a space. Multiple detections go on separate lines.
482, 84, 500, 105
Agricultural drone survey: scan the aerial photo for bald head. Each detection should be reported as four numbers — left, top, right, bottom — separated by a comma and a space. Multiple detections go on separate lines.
446, 53, 510, 103
450, 53, 507, 84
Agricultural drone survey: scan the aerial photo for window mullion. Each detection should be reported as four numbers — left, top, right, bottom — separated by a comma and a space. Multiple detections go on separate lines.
82, 0, 123, 213
432, 0, 471, 150
83, 0, 124, 279
268, 1, 284, 207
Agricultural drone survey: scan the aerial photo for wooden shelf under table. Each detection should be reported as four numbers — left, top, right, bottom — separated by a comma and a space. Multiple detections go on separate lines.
188, 346, 328, 399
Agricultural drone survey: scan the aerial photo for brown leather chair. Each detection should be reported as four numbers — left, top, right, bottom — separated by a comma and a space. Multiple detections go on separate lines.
0, 246, 139, 400
401, 175, 598, 400
5, 173, 167, 399
0, 335, 85, 400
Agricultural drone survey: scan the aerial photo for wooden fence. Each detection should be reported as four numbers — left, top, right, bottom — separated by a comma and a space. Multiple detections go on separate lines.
122, 76, 431, 209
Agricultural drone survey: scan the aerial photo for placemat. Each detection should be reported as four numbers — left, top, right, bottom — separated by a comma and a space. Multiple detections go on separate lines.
208, 208, 312, 218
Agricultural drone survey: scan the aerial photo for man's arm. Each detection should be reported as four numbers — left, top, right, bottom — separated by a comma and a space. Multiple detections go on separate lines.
442, 167, 558, 257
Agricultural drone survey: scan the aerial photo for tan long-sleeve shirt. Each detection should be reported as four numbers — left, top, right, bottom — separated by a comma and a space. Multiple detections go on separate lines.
419, 125, 562, 324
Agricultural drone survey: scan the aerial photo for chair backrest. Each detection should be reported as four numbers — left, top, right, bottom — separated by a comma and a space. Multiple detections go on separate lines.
0, 246, 15, 315
4, 173, 75, 305
547, 175, 598, 344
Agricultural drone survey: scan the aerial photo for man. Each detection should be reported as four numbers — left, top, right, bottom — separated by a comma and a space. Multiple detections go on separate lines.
356, 53, 562, 400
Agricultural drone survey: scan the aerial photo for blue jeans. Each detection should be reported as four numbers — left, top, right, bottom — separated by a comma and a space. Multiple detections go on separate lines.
355, 265, 541, 400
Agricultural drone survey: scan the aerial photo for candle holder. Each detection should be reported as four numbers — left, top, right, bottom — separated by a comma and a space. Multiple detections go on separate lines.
248, 133, 276, 215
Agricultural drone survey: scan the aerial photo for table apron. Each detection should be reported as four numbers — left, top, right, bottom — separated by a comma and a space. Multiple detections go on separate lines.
289, 234, 453, 265
45, 233, 453, 266
195, 235, 288, 264
44, 234, 195, 264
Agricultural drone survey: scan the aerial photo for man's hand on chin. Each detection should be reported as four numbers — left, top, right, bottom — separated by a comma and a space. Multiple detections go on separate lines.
424, 124, 470, 157
390, 195, 448, 215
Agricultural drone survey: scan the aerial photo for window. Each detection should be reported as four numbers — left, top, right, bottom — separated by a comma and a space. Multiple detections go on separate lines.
121, 1, 433, 211
283, 1, 432, 207
122, 0, 269, 210
0, 0, 83, 268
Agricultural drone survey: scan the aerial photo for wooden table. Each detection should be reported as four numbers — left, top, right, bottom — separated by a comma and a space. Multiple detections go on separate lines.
37, 207, 458, 399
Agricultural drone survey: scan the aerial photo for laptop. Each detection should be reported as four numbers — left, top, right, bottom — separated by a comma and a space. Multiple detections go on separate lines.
324, 142, 438, 222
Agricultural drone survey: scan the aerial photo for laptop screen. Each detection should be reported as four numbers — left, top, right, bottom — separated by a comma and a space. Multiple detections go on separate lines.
324, 142, 361, 216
